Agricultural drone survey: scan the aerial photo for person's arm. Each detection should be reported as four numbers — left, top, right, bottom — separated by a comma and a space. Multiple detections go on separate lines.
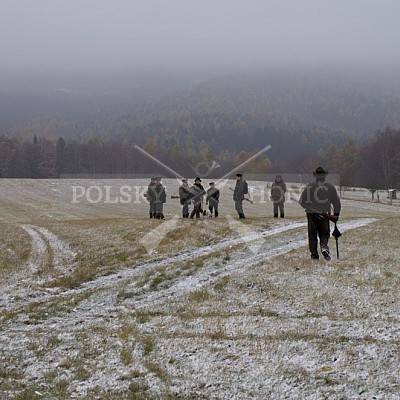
330, 185, 341, 216
299, 185, 310, 209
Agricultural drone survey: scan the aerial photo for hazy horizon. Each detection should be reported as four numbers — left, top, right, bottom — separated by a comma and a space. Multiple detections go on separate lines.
1, 0, 400, 76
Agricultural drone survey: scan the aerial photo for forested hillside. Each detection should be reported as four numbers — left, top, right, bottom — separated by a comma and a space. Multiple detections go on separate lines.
1, 68, 400, 187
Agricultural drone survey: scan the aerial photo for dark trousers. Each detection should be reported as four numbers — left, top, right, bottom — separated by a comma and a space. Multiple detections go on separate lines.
234, 199, 243, 214
307, 213, 330, 257
190, 201, 202, 218
208, 199, 219, 216
273, 201, 284, 217
154, 203, 164, 219
149, 201, 155, 216
182, 202, 190, 217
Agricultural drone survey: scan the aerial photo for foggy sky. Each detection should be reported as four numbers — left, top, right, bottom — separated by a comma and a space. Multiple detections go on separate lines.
1, 0, 400, 73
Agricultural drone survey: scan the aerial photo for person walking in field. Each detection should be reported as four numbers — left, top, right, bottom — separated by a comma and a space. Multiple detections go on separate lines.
299, 167, 341, 260
233, 173, 248, 219
270, 174, 287, 218
206, 182, 220, 217
178, 178, 191, 218
189, 177, 205, 219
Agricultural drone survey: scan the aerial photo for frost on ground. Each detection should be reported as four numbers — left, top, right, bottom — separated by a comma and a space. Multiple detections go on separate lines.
0, 179, 400, 400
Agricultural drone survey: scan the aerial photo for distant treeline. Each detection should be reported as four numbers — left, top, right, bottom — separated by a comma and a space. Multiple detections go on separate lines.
0, 126, 399, 189
1, 70, 400, 188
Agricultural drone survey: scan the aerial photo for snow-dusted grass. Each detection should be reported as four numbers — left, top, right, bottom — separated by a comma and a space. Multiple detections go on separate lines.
0, 179, 400, 399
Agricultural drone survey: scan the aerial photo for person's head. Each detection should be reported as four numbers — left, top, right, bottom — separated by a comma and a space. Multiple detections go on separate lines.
155, 177, 161, 184
209, 182, 214, 187
236, 173, 243, 180
150, 177, 156, 183
313, 167, 328, 182
275, 174, 282, 182
195, 177, 202, 184
182, 178, 187, 185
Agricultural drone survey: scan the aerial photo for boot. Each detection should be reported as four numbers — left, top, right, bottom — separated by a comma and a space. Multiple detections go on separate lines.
160, 213, 165, 220
150, 213, 153, 219
239, 213, 245, 219
214, 211, 218, 218
280, 213, 284, 218
274, 213, 278, 218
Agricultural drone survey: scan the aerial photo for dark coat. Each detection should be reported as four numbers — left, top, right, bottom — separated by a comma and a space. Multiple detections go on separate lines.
150, 183, 166, 204
178, 183, 191, 205
190, 183, 205, 204
270, 179, 287, 203
233, 179, 246, 201
145, 182, 155, 202
206, 187, 220, 204
299, 181, 341, 215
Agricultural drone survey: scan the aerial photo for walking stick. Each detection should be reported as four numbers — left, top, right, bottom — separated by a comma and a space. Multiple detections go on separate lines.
332, 223, 342, 259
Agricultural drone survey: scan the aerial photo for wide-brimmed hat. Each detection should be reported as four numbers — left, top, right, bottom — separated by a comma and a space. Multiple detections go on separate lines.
313, 167, 328, 177
236, 173, 243, 177
195, 177, 202, 182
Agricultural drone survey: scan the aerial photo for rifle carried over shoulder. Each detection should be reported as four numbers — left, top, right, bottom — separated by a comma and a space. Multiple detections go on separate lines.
171, 194, 207, 215
229, 187, 254, 204
291, 196, 338, 223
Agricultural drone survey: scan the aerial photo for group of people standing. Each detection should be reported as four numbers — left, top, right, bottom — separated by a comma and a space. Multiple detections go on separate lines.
178, 177, 220, 219
145, 167, 341, 261
177, 173, 251, 219
145, 173, 248, 220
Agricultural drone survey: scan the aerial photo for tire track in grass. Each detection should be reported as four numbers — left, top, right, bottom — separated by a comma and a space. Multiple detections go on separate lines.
0, 225, 76, 311
2, 219, 376, 323
20, 224, 76, 273
77, 220, 307, 292
20, 224, 49, 272
1, 220, 306, 314
34, 226, 76, 269
123, 218, 378, 309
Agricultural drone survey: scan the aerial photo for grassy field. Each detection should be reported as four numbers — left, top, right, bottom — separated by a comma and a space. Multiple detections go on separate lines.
0, 179, 399, 399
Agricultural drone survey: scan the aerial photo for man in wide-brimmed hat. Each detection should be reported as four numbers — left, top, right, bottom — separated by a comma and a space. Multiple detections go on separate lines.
299, 167, 341, 260
189, 177, 205, 219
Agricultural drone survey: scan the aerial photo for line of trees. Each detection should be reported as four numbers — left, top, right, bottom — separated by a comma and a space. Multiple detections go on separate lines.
0, 126, 399, 189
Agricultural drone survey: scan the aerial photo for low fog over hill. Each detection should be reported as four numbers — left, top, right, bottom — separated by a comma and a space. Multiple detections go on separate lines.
2, 67, 400, 144
1, 1, 400, 185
